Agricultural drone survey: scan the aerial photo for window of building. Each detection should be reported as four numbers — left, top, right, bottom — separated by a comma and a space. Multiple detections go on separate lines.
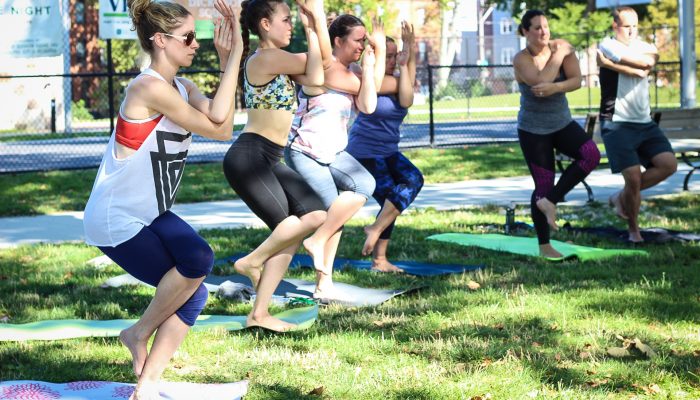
501, 47, 515, 64
500, 18, 513, 35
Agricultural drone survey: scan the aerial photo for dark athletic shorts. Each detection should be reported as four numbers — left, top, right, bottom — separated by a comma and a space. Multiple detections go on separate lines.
600, 120, 673, 173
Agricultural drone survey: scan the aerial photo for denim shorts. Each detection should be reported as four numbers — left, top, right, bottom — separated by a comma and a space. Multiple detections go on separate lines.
601, 120, 673, 173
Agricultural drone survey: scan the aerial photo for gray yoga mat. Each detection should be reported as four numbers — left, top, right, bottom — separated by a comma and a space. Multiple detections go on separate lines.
102, 273, 419, 307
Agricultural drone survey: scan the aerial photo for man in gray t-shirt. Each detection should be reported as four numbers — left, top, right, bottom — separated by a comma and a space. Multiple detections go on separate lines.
597, 6, 676, 243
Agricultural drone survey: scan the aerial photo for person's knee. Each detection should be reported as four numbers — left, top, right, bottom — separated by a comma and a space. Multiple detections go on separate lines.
175, 239, 214, 279
354, 175, 376, 201
302, 210, 327, 229
660, 157, 678, 177
623, 169, 642, 191
577, 140, 601, 173
409, 172, 425, 191
176, 284, 209, 326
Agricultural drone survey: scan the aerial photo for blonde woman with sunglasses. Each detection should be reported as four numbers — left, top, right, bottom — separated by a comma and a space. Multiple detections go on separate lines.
82, 0, 242, 398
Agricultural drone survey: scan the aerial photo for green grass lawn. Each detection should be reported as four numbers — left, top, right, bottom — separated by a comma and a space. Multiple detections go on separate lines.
0, 145, 529, 217
1, 194, 699, 398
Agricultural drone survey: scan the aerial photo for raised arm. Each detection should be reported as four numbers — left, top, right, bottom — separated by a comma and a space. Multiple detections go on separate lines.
289, 1, 323, 86
531, 52, 581, 97
514, 39, 573, 86
397, 21, 416, 108
187, 0, 243, 125
355, 46, 377, 114
597, 50, 650, 79
298, 0, 332, 69
367, 17, 386, 91
599, 37, 657, 70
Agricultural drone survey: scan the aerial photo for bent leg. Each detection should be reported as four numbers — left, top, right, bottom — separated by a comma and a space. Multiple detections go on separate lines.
518, 129, 558, 250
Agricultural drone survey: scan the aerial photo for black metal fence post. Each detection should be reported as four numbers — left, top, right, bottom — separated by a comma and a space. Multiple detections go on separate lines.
107, 39, 115, 133
428, 65, 435, 148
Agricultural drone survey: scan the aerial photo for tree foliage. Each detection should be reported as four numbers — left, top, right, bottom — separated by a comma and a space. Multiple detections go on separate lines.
545, 2, 611, 48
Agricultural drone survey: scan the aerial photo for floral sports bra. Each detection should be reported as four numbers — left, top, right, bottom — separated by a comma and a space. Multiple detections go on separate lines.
244, 57, 296, 111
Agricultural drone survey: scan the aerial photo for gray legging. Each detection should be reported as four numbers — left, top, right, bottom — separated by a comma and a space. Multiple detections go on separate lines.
284, 147, 376, 209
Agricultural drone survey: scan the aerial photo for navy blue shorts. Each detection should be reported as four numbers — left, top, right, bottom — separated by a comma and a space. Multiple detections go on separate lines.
601, 120, 673, 173
98, 211, 213, 326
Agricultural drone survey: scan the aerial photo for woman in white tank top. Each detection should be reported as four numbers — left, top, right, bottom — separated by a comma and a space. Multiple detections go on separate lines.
82, 0, 242, 398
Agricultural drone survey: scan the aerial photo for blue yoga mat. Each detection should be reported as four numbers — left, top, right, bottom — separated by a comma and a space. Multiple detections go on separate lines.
217, 253, 483, 276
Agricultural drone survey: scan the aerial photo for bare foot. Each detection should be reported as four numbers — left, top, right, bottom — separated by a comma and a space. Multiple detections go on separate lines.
362, 225, 382, 256
313, 282, 356, 303
628, 231, 644, 243
536, 198, 558, 231
246, 313, 297, 332
539, 244, 563, 258
129, 383, 161, 400
234, 256, 262, 290
303, 237, 330, 275
119, 326, 149, 377
609, 191, 628, 220
370, 258, 404, 273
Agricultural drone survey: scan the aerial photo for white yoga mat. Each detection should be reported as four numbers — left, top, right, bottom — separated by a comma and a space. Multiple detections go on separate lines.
0, 380, 247, 400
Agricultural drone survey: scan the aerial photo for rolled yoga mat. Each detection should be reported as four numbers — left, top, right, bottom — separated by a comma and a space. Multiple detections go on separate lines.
218, 253, 483, 276
0, 380, 247, 400
0, 306, 317, 341
102, 274, 421, 307
427, 233, 648, 261
562, 225, 700, 244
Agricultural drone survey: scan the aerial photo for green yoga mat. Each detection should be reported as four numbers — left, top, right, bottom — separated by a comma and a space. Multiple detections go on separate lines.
427, 233, 648, 261
0, 306, 317, 341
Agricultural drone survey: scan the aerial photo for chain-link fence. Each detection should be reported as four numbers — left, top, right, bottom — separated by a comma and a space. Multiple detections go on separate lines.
1, 27, 697, 173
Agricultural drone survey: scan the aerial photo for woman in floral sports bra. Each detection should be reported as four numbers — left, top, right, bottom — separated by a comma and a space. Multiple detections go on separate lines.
284, 14, 386, 301
83, 0, 243, 398
220, 0, 332, 332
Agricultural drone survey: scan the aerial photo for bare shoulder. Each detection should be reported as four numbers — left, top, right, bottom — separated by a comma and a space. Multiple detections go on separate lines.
512, 51, 530, 67
128, 75, 176, 103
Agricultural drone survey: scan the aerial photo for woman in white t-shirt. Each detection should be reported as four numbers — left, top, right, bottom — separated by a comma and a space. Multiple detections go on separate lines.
83, 0, 242, 398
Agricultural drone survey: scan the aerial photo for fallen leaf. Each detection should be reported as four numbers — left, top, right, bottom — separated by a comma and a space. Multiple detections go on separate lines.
585, 378, 609, 388
633, 338, 657, 358
466, 280, 481, 290
606, 347, 631, 358
579, 351, 592, 359
308, 386, 324, 396
632, 383, 662, 395
480, 358, 493, 367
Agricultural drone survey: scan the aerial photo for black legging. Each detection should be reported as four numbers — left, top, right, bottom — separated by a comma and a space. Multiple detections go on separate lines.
518, 121, 601, 244
223, 133, 325, 230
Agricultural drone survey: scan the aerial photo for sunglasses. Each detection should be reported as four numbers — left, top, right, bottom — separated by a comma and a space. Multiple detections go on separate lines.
150, 31, 196, 46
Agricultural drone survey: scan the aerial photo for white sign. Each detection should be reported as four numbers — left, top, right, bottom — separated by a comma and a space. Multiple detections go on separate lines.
595, 0, 651, 9
99, 0, 227, 40
99, 0, 137, 39
0, 0, 63, 58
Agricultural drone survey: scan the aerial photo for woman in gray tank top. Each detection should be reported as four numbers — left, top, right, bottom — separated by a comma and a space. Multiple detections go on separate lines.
513, 10, 601, 258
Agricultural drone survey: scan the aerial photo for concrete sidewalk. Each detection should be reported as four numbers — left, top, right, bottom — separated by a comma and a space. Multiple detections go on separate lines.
1, 165, 698, 249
